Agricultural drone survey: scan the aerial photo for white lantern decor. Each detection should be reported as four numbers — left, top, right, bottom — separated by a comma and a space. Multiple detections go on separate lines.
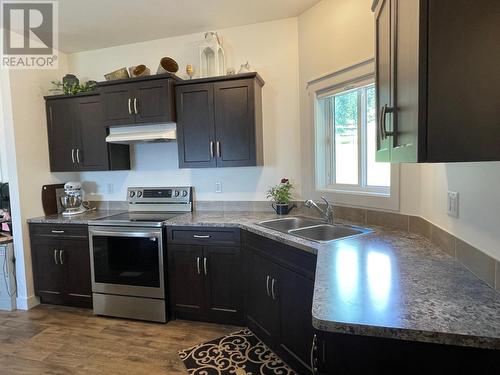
199, 32, 226, 78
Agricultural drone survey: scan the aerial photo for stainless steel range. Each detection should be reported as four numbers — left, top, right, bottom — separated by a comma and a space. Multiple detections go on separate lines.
88, 186, 192, 323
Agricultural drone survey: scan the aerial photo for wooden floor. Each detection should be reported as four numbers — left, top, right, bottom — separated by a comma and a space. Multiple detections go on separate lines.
0, 304, 238, 374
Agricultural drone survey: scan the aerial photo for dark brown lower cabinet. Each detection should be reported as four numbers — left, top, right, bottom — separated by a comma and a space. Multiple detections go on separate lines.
30, 224, 92, 308
167, 227, 243, 325
243, 231, 316, 374
314, 330, 500, 375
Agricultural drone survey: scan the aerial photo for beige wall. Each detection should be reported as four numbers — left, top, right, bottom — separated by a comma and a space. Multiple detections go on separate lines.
1, 53, 76, 309
68, 18, 301, 202
298, 0, 500, 261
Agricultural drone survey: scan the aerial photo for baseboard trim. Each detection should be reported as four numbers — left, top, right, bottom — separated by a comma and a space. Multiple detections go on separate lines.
16, 295, 40, 310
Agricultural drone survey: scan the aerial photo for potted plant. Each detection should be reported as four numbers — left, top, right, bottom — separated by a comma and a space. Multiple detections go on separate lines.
266, 178, 296, 215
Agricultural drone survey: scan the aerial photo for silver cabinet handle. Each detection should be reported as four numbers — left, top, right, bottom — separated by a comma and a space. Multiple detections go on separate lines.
193, 235, 210, 239
216, 141, 221, 158
204, 257, 208, 275
51, 230, 65, 234
196, 257, 201, 275
71, 148, 75, 164
311, 334, 318, 374
210, 141, 214, 158
76, 148, 80, 164
380, 104, 395, 139
133, 98, 138, 114
271, 278, 276, 300
59, 250, 64, 265
266, 275, 270, 297
128, 98, 132, 114
54, 250, 59, 265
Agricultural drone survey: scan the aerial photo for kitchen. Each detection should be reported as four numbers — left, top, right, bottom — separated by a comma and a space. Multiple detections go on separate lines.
0, 0, 499, 374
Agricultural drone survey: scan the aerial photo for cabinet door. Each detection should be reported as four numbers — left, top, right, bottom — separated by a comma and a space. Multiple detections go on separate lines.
75, 96, 110, 171
214, 79, 257, 167
168, 244, 205, 315
176, 84, 217, 168
277, 265, 315, 373
245, 250, 279, 344
390, 0, 420, 162
101, 84, 136, 126
46, 99, 77, 172
61, 238, 92, 308
32, 239, 65, 302
133, 79, 175, 124
374, 0, 394, 162
203, 246, 243, 324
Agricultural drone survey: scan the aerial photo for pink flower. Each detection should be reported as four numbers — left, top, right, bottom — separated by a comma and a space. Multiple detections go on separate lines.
281, 178, 289, 184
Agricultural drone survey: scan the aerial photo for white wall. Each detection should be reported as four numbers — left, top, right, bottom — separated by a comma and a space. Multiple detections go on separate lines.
298, 0, 500, 261
297, 0, 421, 215
68, 18, 301, 201
1, 53, 77, 309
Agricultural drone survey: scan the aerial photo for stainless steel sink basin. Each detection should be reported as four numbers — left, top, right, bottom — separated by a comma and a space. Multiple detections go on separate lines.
289, 224, 372, 243
258, 216, 324, 233
257, 216, 372, 243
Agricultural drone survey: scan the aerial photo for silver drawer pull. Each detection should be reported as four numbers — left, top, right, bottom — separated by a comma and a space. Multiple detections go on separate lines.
204, 257, 208, 275
54, 250, 59, 265
271, 278, 276, 300
193, 235, 210, 239
266, 275, 270, 296
196, 257, 201, 275
51, 230, 65, 234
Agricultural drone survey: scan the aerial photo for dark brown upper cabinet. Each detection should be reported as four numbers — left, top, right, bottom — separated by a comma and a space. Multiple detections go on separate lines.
373, 0, 500, 163
175, 73, 264, 168
46, 94, 130, 172
100, 75, 176, 127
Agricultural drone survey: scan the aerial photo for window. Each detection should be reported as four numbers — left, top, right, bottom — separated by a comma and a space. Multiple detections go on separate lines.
316, 81, 390, 195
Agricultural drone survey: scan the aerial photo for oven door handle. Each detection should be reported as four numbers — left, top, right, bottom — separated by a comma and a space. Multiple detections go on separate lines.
89, 230, 160, 238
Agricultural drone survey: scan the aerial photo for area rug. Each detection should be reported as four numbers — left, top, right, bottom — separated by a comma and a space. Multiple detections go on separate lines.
179, 328, 297, 375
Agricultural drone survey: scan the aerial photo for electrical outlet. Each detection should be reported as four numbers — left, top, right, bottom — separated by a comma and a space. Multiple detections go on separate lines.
106, 183, 114, 194
215, 181, 222, 193
447, 191, 459, 218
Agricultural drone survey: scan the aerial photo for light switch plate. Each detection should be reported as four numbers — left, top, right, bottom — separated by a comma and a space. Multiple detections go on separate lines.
447, 191, 459, 218
215, 181, 222, 193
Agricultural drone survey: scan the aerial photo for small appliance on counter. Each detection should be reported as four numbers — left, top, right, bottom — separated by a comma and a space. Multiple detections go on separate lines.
60, 181, 92, 216
88, 186, 193, 323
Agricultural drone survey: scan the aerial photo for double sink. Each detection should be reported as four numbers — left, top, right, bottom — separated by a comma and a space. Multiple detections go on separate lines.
257, 216, 372, 243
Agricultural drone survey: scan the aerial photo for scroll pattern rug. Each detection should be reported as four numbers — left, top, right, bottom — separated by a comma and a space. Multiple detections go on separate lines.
178, 329, 297, 375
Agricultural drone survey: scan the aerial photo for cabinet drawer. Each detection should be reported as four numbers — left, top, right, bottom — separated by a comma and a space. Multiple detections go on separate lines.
30, 224, 88, 239
167, 226, 240, 246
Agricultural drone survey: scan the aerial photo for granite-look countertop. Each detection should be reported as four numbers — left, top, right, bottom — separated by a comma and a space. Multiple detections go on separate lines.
27, 210, 125, 225
165, 211, 500, 350
26, 210, 500, 350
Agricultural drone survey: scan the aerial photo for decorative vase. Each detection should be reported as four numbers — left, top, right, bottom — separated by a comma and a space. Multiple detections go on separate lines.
272, 203, 296, 215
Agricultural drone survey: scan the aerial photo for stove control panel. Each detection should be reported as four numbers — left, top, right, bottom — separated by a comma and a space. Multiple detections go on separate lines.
127, 186, 192, 205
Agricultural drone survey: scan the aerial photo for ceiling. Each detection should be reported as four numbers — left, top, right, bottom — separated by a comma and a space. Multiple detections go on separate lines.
56, 0, 321, 53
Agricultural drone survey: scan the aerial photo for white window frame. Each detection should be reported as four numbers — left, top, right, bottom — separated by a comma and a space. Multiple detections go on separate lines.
306, 59, 400, 211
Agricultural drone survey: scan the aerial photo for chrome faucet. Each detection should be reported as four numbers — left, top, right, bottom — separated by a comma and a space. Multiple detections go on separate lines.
305, 196, 334, 224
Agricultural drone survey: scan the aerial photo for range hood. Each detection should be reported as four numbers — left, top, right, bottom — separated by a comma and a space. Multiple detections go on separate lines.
106, 123, 176, 144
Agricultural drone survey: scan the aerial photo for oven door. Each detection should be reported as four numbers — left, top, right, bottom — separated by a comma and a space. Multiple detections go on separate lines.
88, 226, 164, 299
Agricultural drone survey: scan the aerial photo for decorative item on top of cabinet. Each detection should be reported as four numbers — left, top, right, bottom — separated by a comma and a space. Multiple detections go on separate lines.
104, 67, 130, 81
186, 64, 195, 79
175, 73, 264, 168
157, 57, 179, 74
238, 62, 252, 74
199, 32, 226, 78
373, 0, 500, 162
129, 64, 150, 77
